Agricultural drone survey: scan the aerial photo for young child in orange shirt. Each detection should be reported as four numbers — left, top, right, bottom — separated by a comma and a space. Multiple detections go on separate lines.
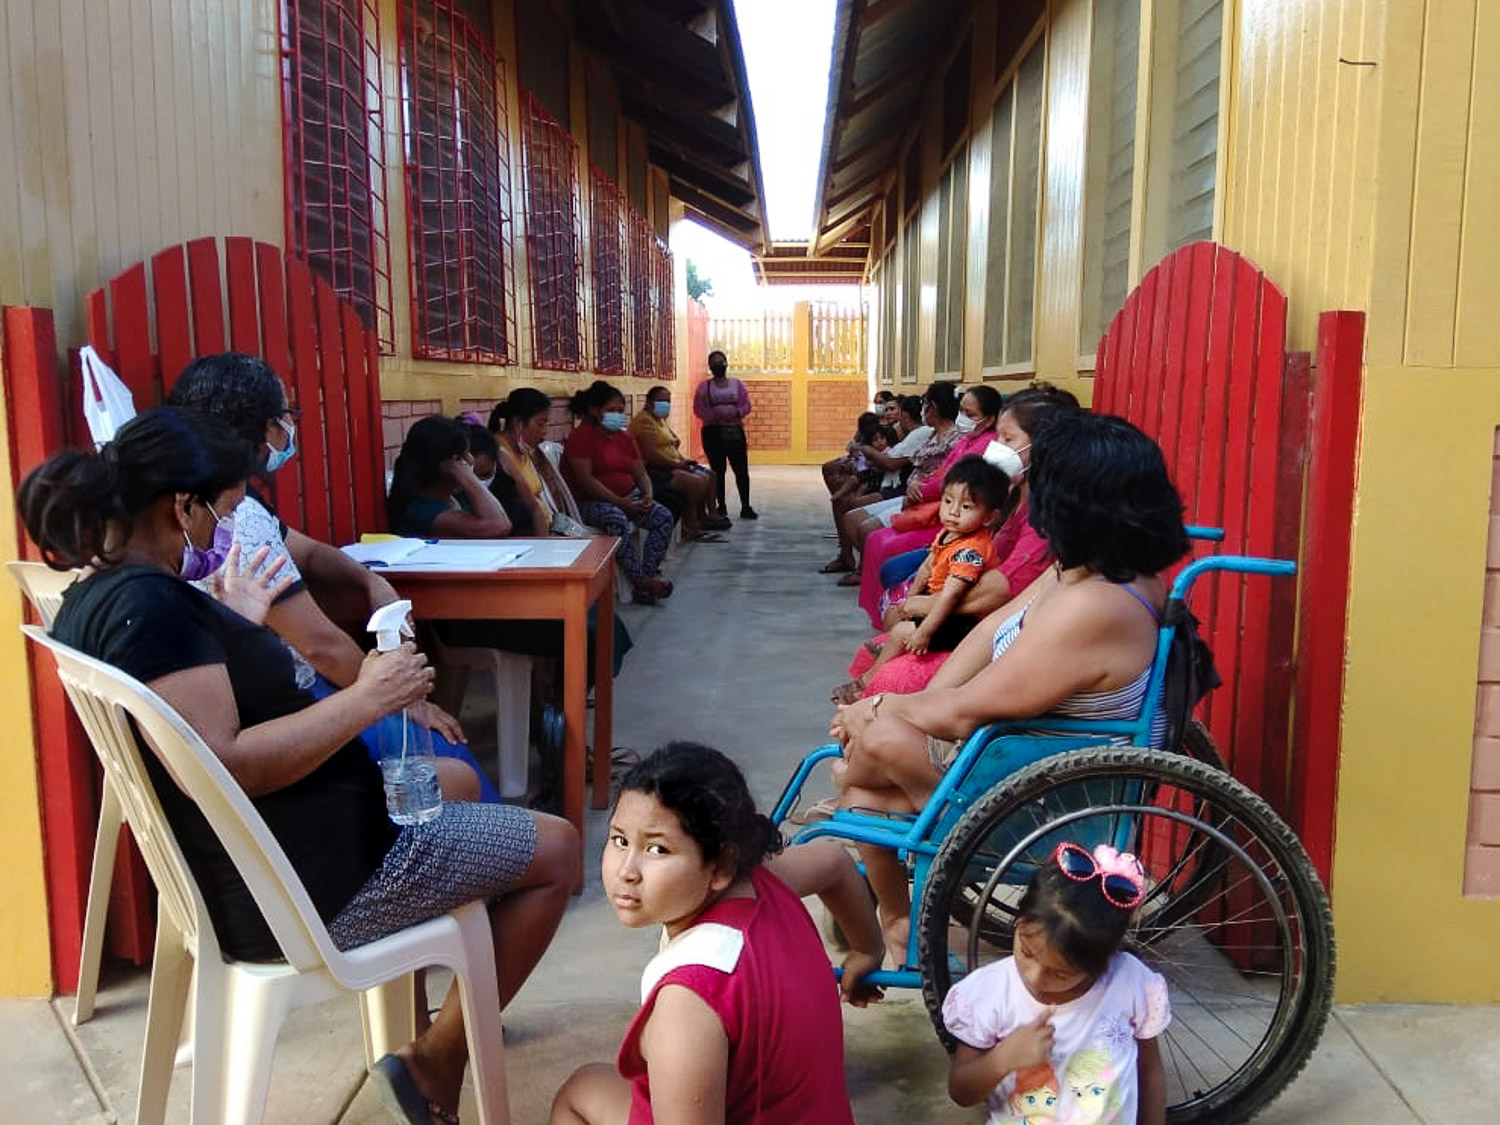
832, 455, 1013, 702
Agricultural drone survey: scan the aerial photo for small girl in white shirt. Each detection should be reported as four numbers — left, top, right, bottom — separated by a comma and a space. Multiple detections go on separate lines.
943, 842, 1170, 1125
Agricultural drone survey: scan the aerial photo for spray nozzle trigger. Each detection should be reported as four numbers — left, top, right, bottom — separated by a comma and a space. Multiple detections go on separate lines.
366, 599, 415, 653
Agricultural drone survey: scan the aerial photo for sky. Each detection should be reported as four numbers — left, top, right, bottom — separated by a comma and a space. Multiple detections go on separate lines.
670, 0, 863, 311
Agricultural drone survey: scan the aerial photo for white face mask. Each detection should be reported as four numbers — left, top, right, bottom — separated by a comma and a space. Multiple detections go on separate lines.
954, 413, 978, 434
983, 440, 1030, 481
478, 473, 497, 488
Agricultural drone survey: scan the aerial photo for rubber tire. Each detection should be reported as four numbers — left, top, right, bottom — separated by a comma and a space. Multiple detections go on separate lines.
917, 747, 1334, 1125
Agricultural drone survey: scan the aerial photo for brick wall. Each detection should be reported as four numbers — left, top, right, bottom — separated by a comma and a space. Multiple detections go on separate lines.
381, 399, 443, 472
1469, 429, 1500, 894
742, 379, 792, 451
806, 381, 870, 450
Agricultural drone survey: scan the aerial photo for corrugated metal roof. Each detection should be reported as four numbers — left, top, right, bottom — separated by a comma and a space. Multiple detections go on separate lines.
812, 0, 970, 259
576, 0, 769, 248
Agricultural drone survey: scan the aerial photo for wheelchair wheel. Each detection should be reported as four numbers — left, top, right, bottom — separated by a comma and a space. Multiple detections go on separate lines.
917, 747, 1333, 1125
942, 720, 1226, 935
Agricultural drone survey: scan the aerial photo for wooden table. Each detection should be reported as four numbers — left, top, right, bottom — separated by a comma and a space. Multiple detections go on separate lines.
370, 537, 618, 872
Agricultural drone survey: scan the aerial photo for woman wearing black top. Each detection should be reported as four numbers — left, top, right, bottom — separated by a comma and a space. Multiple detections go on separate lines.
20, 407, 577, 1125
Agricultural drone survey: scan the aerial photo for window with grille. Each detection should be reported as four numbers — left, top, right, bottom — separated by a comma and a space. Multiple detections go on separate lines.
982, 35, 1045, 369
1080, 0, 1141, 354
590, 166, 627, 374
935, 145, 969, 375
627, 206, 655, 375
280, 0, 393, 350
900, 214, 921, 382
521, 92, 584, 370
652, 238, 675, 378
398, 0, 514, 363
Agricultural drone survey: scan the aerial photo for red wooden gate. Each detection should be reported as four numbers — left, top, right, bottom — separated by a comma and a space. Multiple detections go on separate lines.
83, 235, 389, 546
1095, 241, 1361, 886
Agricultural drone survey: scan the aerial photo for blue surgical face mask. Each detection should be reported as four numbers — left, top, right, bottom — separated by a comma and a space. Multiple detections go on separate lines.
180, 502, 234, 580
266, 417, 297, 472
652, 400, 671, 419
601, 411, 629, 432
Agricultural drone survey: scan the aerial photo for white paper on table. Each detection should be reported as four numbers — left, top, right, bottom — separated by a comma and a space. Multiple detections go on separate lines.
340, 538, 533, 571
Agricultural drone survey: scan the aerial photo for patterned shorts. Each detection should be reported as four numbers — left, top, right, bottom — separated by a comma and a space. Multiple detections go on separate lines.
327, 801, 536, 951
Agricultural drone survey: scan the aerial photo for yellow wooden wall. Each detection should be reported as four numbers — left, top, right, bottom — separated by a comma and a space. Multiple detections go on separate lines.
0, 0, 286, 349
1330, 0, 1500, 1001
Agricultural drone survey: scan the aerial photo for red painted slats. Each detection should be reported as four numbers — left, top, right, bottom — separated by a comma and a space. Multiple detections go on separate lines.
1145, 248, 1184, 444
340, 303, 379, 537
84, 289, 112, 365
185, 237, 226, 355
314, 279, 355, 547
225, 237, 260, 355
1291, 312, 1364, 888
1122, 270, 1154, 419
151, 245, 193, 391
256, 243, 292, 379
363, 331, 387, 534
1169, 242, 1217, 511
109, 263, 159, 407
285, 258, 324, 536
1094, 316, 1118, 414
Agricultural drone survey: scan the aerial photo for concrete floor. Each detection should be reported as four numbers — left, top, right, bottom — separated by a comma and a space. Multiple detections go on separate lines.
3, 465, 1497, 1123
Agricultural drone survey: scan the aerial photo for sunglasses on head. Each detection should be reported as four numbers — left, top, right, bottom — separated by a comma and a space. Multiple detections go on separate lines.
1053, 842, 1146, 909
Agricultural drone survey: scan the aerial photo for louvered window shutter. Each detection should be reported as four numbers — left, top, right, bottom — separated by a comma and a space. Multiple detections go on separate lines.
1166, 0, 1221, 249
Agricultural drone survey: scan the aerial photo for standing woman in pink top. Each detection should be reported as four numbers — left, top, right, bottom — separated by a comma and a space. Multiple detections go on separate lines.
694, 350, 757, 520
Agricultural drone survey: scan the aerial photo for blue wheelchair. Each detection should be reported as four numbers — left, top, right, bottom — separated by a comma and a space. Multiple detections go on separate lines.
774, 552, 1335, 1124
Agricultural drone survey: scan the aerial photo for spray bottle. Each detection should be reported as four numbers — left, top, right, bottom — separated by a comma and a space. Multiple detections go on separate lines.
367, 600, 442, 825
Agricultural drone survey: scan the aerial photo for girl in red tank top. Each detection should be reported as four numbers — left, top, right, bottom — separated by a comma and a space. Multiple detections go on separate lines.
549, 742, 884, 1124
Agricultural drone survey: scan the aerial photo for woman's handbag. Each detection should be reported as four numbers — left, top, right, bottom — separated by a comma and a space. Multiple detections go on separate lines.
890, 500, 940, 533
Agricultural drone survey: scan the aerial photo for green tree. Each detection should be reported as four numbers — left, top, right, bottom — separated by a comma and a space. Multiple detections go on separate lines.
686, 259, 714, 302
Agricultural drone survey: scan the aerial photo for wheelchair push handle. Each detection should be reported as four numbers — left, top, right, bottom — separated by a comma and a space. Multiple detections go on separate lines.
1169, 554, 1296, 601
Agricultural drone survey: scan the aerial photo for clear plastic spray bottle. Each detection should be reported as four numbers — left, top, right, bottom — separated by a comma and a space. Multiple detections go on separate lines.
367, 599, 442, 825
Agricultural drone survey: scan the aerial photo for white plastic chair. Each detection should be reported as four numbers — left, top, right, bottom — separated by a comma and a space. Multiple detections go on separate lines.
24, 626, 510, 1125
7, 560, 120, 1025
424, 627, 534, 799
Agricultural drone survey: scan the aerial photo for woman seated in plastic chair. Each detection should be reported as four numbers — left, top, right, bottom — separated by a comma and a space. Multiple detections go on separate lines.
166, 353, 502, 803
386, 414, 632, 682
827, 411, 1188, 964
20, 407, 578, 1125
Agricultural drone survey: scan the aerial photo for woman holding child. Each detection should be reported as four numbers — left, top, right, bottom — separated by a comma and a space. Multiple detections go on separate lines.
829, 410, 1189, 963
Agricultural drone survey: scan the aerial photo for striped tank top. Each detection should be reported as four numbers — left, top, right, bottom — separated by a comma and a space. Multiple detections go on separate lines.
990, 581, 1168, 748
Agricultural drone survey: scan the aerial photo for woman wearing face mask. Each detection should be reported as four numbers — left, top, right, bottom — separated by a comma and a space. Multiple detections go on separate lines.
461, 423, 540, 536
168, 353, 498, 802
830, 387, 1077, 706
565, 381, 675, 605
693, 350, 756, 519
386, 416, 512, 539
630, 385, 729, 542
843, 386, 1004, 614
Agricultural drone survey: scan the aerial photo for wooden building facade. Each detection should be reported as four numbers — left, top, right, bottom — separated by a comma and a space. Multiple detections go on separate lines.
821, 0, 1500, 1002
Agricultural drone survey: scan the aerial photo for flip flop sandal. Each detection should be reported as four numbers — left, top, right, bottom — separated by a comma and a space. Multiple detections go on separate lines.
786, 797, 840, 827
862, 637, 884, 658
370, 1054, 459, 1125
836, 572, 862, 587
686, 531, 728, 543
819, 557, 853, 573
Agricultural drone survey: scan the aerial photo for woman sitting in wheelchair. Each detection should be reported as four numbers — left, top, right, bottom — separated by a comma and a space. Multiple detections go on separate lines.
829, 410, 1188, 963
20, 407, 578, 1125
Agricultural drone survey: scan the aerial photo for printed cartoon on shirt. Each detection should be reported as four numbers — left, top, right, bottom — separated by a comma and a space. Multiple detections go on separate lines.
992, 1046, 1126, 1124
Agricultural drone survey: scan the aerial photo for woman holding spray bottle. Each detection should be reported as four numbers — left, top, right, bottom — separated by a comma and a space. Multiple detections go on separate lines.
20, 406, 577, 1125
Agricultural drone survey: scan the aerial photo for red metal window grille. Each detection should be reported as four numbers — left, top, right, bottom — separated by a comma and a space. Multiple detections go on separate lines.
280, 0, 395, 352
627, 205, 655, 375
653, 238, 675, 378
589, 166, 627, 374
521, 92, 584, 370
398, 0, 516, 363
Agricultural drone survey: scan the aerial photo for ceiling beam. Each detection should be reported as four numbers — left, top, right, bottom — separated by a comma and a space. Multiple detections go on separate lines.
649, 147, 755, 207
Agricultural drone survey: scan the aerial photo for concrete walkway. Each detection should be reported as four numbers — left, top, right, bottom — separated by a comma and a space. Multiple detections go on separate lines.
3, 465, 1496, 1123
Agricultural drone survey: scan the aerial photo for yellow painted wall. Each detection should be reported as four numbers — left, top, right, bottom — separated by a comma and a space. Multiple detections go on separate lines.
0, 0, 286, 349
0, 330, 54, 996
1327, 0, 1500, 1001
